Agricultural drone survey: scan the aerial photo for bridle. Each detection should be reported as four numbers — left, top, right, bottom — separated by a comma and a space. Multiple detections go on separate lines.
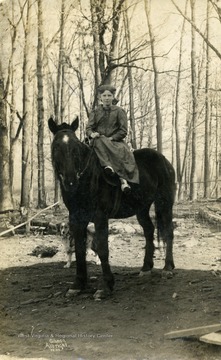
54, 128, 94, 181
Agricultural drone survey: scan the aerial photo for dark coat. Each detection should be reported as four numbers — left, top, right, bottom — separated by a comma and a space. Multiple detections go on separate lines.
86, 105, 139, 183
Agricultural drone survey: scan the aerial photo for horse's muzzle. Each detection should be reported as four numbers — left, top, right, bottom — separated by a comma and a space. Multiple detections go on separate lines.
59, 174, 78, 192
63, 181, 78, 192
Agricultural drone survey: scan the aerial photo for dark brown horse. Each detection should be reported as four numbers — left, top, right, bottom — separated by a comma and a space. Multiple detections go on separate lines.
48, 117, 176, 299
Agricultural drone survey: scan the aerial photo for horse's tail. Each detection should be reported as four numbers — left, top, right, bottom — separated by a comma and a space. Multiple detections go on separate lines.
156, 216, 161, 248
154, 204, 164, 249
154, 188, 175, 251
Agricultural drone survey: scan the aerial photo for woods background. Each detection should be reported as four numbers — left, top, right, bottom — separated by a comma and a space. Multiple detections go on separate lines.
0, 0, 221, 214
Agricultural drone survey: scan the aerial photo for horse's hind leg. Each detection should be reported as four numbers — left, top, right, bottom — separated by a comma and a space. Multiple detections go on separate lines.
136, 207, 155, 275
155, 199, 175, 274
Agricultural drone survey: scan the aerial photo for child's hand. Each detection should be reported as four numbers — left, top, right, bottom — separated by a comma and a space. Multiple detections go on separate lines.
91, 132, 100, 139
100, 135, 113, 141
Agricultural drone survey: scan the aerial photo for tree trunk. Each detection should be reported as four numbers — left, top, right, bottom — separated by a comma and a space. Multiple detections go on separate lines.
90, 0, 103, 96
174, 0, 188, 199
9, 0, 17, 198
123, 1, 136, 149
144, 0, 162, 153
203, 0, 210, 198
37, 0, 47, 208
189, 0, 197, 200
90, 0, 125, 108
215, 95, 220, 199
0, 78, 14, 212
54, 0, 65, 204
55, 0, 65, 124
21, 0, 33, 208
106, 0, 125, 84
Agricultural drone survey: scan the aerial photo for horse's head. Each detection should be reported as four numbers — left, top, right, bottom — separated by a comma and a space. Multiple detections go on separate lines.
48, 117, 87, 193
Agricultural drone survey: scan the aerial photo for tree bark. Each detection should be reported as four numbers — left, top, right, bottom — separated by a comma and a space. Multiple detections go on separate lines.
174, 0, 188, 199
203, 0, 210, 198
90, 0, 103, 95
37, 0, 47, 208
54, 0, 65, 203
90, 0, 125, 108
21, 0, 33, 208
144, 0, 162, 153
0, 77, 14, 212
123, 1, 136, 149
189, 0, 197, 200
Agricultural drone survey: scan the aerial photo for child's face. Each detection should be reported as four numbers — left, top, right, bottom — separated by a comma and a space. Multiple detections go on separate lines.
100, 90, 114, 107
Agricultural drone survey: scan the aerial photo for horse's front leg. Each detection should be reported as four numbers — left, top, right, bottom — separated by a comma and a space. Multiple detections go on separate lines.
93, 210, 114, 300
67, 217, 88, 295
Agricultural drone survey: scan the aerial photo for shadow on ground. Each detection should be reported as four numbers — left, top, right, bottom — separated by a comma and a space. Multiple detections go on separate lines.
0, 261, 221, 360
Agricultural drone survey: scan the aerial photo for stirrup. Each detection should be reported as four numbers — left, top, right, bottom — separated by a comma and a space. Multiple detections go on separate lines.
120, 179, 131, 194
104, 166, 115, 176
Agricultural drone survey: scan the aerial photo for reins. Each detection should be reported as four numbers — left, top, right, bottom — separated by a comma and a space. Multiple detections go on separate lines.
76, 142, 95, 180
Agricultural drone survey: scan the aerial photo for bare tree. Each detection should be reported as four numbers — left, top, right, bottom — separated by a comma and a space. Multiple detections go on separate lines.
55, 0, 65, 123
144, 0, 162, 153
171, 0, 221, 60
123, 0, 136, 149
90, 0, 103, 93
6, 0, 24, 198
0, 76, 14, 212
20, 0, 34, 208
174, 0, 188, 199
203, 0, 210, 198
37, 0, 47, 208
52, 0, 65, 204
189, 0, 197, 200
89, 0, 129, 107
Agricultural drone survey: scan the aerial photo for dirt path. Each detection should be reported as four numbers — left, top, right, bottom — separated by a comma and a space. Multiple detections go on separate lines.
0, 207, 221, 360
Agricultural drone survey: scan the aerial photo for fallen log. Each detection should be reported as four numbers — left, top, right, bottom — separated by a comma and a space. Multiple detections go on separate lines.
164, 323, 221, 339
200, 332, 221, 345
0, 201, 60, 237
198, 207, 221, 226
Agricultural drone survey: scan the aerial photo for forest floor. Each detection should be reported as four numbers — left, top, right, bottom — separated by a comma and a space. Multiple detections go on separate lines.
0, 201, 221, 360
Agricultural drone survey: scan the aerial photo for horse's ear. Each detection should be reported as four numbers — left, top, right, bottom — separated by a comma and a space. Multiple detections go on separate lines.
48, 117, 57, 135
71, 116, 79, 132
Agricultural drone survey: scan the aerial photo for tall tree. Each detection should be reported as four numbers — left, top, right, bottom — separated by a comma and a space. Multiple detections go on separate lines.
174, 0, 188, 199
189, 0, 197, 200
203, 0, 210, 198
89, 0, 126, 108
21, 0, 34, 208
6, 0, 24, 199
144, 0, 162, 153
53, 0, 65, 203
0, 76, 14, 212
54, 0, 65, 123
90, 0, 103, 94
171, 0, 221, 60
37, 0, 47, 208
123, 1, 136, 149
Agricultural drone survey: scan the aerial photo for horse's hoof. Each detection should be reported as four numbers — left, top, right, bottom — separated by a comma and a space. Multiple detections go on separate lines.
65, 289, 81, 297
162, 270, 174, 279
64, 263, 71, 268
93, 289, 111, 301
139, 270, 152, 277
